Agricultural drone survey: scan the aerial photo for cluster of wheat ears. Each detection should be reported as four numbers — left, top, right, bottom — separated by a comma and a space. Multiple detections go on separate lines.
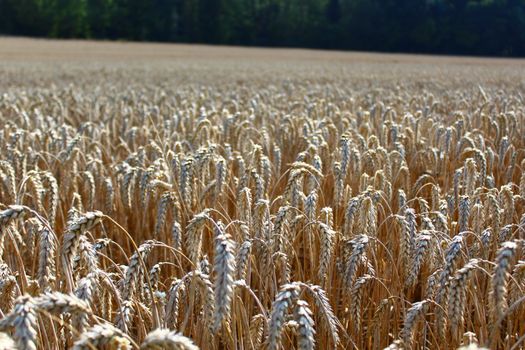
0, 78, 523, 350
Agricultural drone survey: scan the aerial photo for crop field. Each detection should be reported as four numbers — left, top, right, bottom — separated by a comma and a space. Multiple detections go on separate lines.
0, 37, 524, 349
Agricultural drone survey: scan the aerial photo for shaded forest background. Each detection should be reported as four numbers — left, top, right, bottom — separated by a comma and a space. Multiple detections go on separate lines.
0, 0, 524, 57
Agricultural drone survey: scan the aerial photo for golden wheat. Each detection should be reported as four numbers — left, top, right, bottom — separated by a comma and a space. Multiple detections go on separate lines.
0, 38, 524, 349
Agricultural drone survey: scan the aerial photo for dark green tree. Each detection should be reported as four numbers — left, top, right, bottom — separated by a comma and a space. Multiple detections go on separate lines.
0, 0, 524, 57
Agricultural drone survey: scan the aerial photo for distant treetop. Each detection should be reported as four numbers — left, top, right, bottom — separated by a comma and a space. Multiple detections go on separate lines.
0, 0, 523, 57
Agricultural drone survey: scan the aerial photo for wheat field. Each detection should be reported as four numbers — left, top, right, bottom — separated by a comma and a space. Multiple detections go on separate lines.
0, 37, 524, 349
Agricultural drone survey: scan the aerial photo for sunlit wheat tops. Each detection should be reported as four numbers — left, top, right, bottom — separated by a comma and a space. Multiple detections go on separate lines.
0, 50, 524, 350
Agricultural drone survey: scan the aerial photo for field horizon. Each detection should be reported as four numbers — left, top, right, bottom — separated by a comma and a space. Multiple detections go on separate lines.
2, 36, 525, 65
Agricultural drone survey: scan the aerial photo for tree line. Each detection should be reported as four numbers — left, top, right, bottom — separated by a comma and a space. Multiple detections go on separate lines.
0, 0, 524, 57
